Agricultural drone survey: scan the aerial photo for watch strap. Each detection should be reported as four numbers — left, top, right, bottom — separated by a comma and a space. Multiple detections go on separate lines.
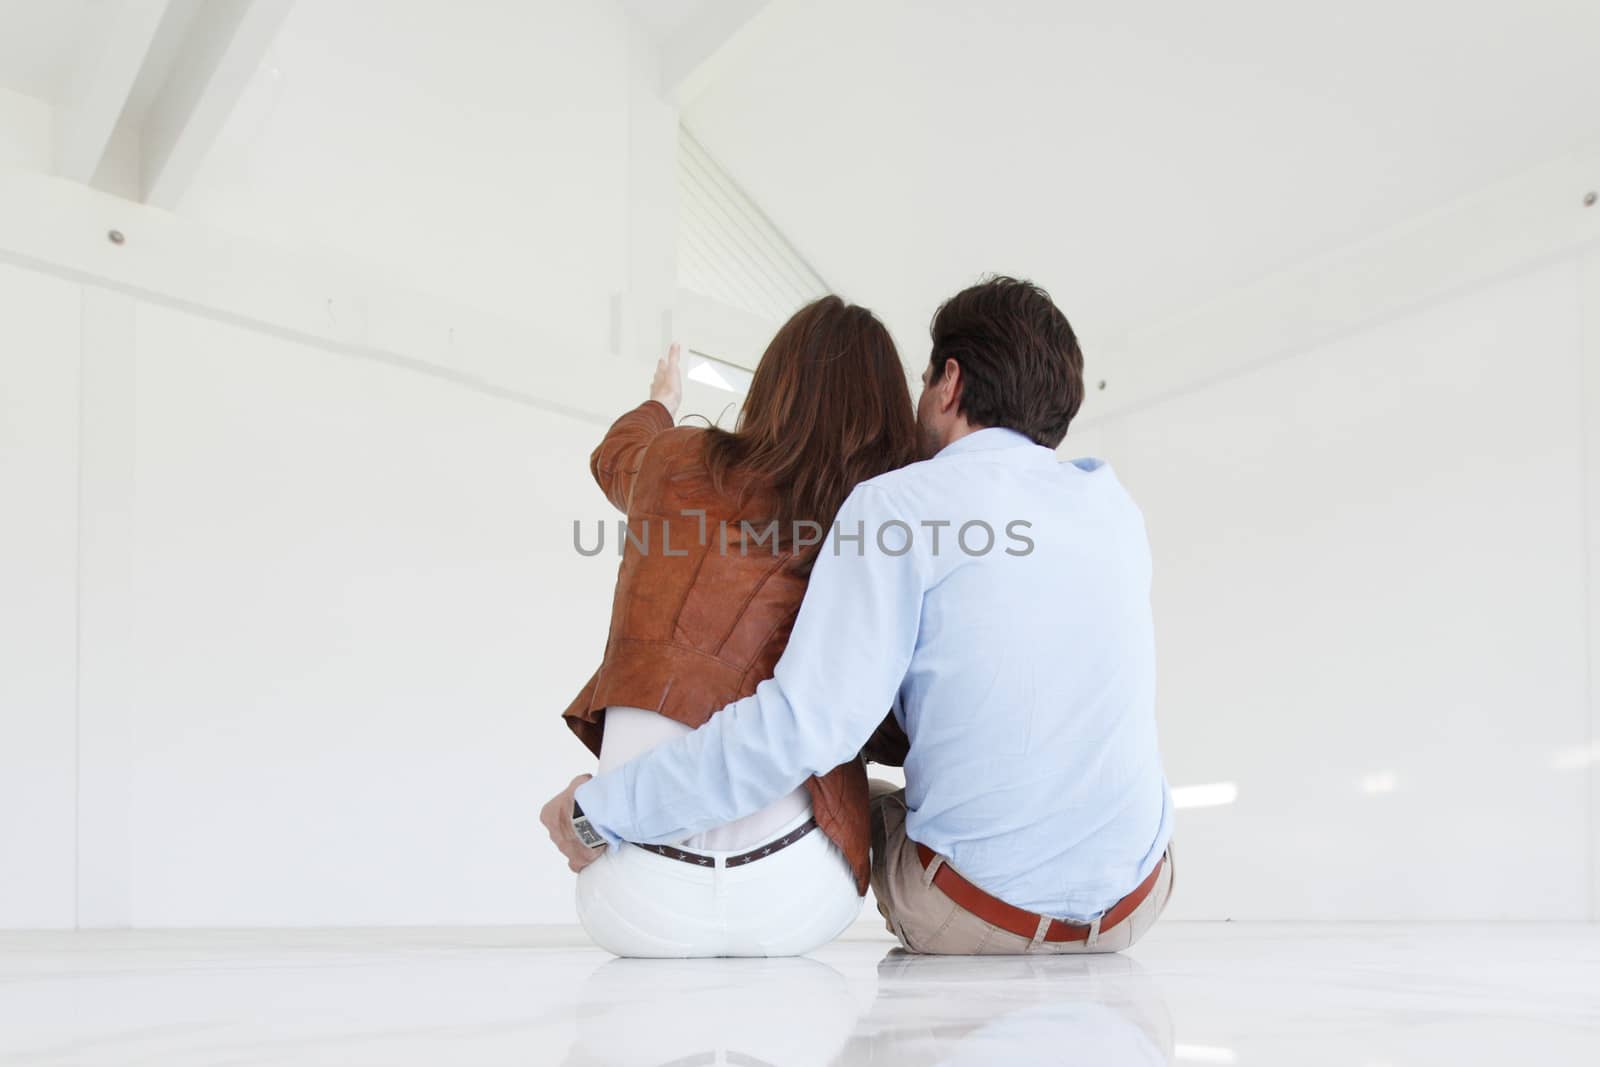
570, 798, 605, 850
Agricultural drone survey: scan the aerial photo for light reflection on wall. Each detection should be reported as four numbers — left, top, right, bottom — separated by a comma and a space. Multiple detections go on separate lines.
1550, 744, 1598, 770
1171, 782, 1238, 810
1359, 771, 1398, 794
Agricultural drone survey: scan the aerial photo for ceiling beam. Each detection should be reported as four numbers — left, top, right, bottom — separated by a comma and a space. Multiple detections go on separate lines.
53, 0, 173, 184
141, 0, 296, 210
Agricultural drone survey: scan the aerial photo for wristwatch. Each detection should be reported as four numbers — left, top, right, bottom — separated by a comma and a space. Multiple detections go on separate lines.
571, 799, 606, 850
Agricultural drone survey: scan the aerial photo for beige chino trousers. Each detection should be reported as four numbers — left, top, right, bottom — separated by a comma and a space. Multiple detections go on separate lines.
868, 785, 1173, 955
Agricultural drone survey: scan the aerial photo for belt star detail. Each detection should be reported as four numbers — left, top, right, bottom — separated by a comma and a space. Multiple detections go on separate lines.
632, 818, 819, 868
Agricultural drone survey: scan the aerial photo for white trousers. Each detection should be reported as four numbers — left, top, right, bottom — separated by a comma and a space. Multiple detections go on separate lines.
575, 809, 863, 958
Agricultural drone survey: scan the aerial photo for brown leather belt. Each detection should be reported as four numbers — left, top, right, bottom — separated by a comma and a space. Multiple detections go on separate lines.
633, 817, 818, 869
915, 843, 1165, 943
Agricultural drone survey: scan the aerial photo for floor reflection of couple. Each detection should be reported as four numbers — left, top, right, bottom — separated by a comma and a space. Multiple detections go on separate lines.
562, 948, 1173, 1066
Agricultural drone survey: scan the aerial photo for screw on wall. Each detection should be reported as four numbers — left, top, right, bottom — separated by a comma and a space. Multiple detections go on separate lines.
1097, 380, 1107, 391
1585, 191, 1597, 208
107, 229, 125, 245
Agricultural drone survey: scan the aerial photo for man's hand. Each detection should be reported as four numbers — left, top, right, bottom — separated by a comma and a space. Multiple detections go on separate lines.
649, 342, 683, 418
540, 773, 606, 873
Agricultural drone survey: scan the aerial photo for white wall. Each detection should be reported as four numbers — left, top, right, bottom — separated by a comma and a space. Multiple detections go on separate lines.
0, 264, 80, 927
0, 0, 680, 928
4, 2, 1598, 928
120, 303, 619, 925
0, 256, 638, 927
1070, 256, 1598, 919
6, 188, 1598, 927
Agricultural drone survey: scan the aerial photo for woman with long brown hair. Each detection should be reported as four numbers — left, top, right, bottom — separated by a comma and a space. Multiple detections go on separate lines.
560, 296, 917, 956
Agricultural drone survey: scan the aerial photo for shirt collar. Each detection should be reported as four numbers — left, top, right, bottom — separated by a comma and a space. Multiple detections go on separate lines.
934, 426, 1039, 460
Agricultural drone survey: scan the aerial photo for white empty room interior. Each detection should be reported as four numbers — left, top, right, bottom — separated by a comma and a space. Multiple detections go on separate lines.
1, 0, 1598, 1064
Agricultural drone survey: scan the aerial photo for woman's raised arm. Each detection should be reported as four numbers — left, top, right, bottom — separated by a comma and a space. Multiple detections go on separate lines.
588, 343, 681, 511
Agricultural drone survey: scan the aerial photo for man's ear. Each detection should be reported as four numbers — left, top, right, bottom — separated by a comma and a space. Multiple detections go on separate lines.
939, 359, 964, 414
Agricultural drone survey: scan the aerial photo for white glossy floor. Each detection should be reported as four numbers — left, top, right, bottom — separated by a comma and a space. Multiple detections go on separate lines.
1, 922, 1596, 1065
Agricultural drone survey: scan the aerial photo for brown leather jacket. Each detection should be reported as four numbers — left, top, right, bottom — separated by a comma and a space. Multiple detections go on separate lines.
562, 400, 871, 893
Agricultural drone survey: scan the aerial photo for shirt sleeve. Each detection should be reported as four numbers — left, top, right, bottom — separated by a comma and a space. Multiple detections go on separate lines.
574, 483, 924, 846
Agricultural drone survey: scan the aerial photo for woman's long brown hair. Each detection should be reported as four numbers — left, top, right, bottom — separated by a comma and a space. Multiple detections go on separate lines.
702, 296, 918, 574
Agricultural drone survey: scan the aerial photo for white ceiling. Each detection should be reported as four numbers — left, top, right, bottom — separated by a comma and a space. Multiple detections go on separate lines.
683, 0, 1600, 365
0, 0, 208, 129
5, 0, 1597, 379
0, 0, 99, 102
616, 0, 719, 42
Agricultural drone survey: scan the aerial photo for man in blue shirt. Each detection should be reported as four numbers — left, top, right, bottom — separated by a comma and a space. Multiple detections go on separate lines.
543, 277, 1174, 954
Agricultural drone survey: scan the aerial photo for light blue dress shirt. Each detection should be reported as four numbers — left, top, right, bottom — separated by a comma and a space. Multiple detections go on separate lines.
575, 427, 1173, 921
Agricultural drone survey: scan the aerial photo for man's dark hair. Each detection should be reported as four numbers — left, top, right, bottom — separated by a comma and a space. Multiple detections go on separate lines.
928, 276, 1084, 448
